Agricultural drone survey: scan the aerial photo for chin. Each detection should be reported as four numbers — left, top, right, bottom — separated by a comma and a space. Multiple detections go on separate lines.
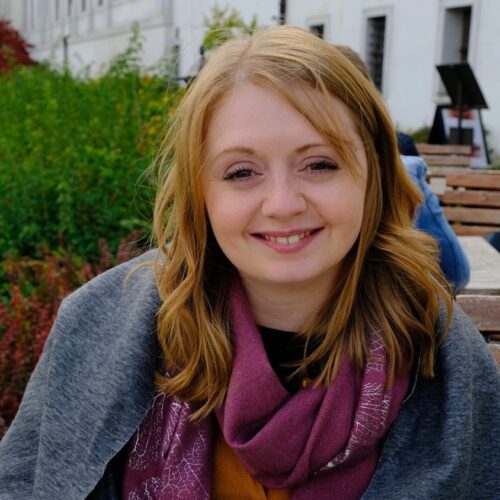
256, 270, 326, 288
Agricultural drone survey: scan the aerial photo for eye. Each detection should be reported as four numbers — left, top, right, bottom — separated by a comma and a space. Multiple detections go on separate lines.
304, 159, 339, 173
223, 165, 258, 182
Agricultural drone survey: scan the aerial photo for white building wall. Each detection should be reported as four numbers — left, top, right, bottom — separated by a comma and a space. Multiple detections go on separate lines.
286, 0, 500, 158
2, 0, 499, 156
0, 0, 24, 29
5, 0, 176, 73
2, 0, 278, 77
472, 0, 500, 154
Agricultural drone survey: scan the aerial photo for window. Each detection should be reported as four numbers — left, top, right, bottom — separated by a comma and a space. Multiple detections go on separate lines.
442, 6, 472, 63
366, 16, 386, 90
82, 0, 86, 11
55, 0, 59, 20
68, 0, 72, 16
307, 16, 329, 39
309, 24, 324, 38
98, 0, 104, 6
279, 0, 286, 25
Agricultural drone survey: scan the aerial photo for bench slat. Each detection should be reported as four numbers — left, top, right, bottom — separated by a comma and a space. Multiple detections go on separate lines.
451, 225, 500, 236
417, 143, 472, 155
457, 295, 500, 333
440, 190, 500, 208
427, 166, 471, 178
489, 344, 500, 365
420, 155, 470, 166
446, 172, 500, 190
443, 207, 500, 225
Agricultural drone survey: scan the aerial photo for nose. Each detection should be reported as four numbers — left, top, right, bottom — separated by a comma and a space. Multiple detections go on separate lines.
261, 175, 307, 219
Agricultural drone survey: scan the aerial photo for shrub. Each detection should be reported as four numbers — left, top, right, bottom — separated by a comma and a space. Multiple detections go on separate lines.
0, 234, 144, 438
408, 126, 431, 144
202, 5, 257, 52
0, 30, 183, 261
0, 18, 36, 73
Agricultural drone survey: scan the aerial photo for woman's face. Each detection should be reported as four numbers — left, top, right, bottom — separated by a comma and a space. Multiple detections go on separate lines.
202, 82, 368, 296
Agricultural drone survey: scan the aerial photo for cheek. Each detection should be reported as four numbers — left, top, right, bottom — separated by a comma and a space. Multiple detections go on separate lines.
324, 183, 366, 225
205, 195, 252, 240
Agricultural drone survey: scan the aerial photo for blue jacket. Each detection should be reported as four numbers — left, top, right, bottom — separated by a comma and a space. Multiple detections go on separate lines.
0, 252, 498, 499
402, 155, 470, 292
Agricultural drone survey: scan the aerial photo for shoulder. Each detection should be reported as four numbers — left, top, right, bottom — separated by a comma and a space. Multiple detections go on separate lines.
400, 154, 427, 182
59, 248, 160, 323
397, 133, 420, 157
439, 301, 497, 374
364, 302, 499, 498
50, 248, 162, 378
0, 250, 163, 498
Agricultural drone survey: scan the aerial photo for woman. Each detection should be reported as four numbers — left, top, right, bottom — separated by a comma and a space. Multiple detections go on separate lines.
1, 26, 498, 499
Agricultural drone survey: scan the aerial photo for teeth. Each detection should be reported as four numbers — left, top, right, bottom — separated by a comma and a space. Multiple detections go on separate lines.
262, 231, 311, 245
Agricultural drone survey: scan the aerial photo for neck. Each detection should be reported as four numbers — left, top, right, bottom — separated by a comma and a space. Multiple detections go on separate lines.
240, 276, 334, 332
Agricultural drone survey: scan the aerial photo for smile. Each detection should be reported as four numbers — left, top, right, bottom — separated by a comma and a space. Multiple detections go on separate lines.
261, 230, 313, 245
253, 228, 322, 253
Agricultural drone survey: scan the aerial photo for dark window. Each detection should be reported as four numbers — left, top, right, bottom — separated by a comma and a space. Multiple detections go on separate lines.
279, 0, 286, 25
309, 24, 324, 38
366, 16, 386, 90
442, 6, 472, 63
55, 0, 59, 20
82, 0, 86, 11
98, 0, 104, 6
68, 0, 72, 16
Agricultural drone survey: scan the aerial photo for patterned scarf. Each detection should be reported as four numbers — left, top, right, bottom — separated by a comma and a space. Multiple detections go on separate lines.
123, 280, 410, 499
215, 281, 410, 498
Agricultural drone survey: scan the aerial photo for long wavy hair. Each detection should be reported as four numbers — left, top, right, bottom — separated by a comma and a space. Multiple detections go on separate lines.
152, 26, 452, 420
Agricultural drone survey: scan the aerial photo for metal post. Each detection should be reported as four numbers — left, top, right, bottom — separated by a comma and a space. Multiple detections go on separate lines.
63, 34, 69, 68
457, 81, 464, 144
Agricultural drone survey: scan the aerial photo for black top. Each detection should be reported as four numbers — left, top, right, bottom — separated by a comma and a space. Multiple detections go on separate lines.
258, 325, 319, 395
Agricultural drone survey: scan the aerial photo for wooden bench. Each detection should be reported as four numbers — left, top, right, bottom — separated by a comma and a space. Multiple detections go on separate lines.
416, 144, 474, 194
416, 143, 472, 167
456, 295, 500, 365
457, 236, 500, 295
439, 170, 500, 235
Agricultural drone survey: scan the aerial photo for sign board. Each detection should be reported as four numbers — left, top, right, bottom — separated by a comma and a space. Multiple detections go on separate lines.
438, 107, 489, 167
430, 105, 490, 167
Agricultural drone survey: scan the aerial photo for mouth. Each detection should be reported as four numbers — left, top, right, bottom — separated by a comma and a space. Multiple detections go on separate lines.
253, 228, 322, 246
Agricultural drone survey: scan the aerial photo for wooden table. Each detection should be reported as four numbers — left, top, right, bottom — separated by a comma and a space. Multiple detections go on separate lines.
458, 236, 500, 295
455, 237, 500, 365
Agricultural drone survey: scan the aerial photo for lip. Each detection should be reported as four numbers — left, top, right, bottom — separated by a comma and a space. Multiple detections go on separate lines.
251, 228, 323, 253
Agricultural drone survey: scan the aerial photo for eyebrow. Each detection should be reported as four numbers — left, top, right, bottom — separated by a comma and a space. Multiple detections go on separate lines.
213, 143, 328, 161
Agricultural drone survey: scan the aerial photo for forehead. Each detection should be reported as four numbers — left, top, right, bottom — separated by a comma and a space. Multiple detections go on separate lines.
205, 82, 363, 157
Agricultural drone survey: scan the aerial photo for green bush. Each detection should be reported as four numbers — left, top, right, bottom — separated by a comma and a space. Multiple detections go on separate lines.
0, 31, 183, 261
408, 126, 431, 144
0, 26, 183, 435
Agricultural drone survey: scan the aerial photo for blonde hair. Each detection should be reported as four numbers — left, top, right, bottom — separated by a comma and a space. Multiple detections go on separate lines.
152, 26, 452, 420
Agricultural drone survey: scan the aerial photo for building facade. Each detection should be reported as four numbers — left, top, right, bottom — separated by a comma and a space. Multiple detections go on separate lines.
1, 0, 499, 158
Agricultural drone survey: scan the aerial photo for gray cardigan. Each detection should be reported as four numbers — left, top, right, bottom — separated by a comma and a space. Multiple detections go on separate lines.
0, 251, 499, 499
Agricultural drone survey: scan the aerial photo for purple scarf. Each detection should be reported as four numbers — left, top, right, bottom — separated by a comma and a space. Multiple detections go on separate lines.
123, 282, 409, 499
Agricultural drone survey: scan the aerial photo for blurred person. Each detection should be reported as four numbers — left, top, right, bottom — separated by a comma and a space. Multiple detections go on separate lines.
335, 44, 470, 292
1, 26, 498, 499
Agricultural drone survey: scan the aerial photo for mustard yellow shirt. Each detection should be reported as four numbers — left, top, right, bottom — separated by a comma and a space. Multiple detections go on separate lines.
212, 429, 290, 500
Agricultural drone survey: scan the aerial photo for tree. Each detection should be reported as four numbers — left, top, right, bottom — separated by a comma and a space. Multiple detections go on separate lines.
202, 5, 257, 53
0, 18, 36, 74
